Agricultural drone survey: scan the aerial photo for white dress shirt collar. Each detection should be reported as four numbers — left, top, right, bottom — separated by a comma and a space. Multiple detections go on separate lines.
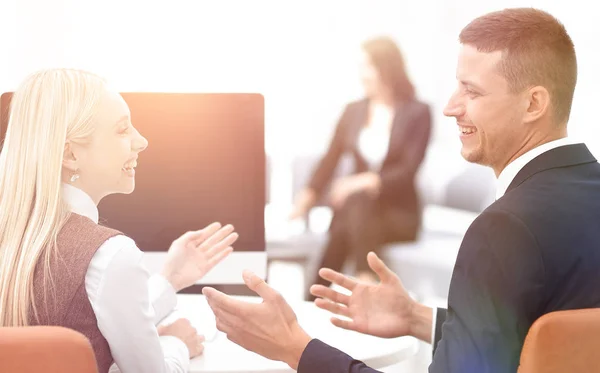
62, 183, 99, 224
496, 137, 578, 199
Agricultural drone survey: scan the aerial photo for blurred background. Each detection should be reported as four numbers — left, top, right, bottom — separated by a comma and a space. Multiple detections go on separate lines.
1, 1, 597, 371
1, 0, 597, 184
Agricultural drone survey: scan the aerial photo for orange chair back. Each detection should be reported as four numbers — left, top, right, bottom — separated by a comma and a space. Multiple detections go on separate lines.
0, 326, 98, 373
518, 309, 600, 373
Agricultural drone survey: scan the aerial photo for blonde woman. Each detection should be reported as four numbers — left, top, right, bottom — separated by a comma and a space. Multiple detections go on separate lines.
0, 69, 239, 373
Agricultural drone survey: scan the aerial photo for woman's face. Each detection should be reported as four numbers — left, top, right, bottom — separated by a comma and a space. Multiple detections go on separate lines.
358, 51, 384, 98
67, 90, 148, 204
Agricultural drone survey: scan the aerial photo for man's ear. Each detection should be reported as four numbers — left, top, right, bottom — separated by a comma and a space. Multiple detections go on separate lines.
63, 141, 78, 172
523, 86, 551, 124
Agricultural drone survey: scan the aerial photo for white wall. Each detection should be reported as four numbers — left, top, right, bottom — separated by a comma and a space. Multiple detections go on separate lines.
1, 0, 598, 204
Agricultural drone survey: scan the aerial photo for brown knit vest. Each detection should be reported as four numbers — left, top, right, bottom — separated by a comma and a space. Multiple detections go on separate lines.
30, 213, 122, 373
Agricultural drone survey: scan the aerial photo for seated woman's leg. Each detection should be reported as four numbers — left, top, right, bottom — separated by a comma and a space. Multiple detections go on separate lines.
307, 190, 379, 300
349, 195, 421, 281
306, 215, 349, 301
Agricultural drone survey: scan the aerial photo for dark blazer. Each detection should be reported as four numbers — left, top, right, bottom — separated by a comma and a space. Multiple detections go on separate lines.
297, 144, 600, 373
307, 98, 431, 211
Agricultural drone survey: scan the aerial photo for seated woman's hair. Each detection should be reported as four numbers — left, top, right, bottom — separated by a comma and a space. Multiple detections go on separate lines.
0, 69, 108, 326
361, 36, 415, 101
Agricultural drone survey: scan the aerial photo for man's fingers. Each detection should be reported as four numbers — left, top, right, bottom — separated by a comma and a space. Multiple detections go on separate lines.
330, 317, 357, 332
204, 286, 266, 338
318, 268, 358, 291
367, 252, 396, 283
205, 291, 248, 335
314, 298, 352, 318
309, 284, 350, 306
203, 287, 248, 315
215, 316, 235, 334
242, 270, 276, 301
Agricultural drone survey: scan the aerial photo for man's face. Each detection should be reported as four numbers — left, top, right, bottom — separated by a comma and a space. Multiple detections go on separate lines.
443, 44, 526, 175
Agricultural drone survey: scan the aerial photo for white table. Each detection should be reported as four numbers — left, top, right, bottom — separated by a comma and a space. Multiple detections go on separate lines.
165, 294, 418, 373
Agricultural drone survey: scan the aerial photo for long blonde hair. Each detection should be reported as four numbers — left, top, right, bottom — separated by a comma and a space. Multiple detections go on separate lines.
0, 69, 108, 326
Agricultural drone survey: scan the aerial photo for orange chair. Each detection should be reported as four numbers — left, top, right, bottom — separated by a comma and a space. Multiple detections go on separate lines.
518, 308, 600, 373
0, 326, 98, 373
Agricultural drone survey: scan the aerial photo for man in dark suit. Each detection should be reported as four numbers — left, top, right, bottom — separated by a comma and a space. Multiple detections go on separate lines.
202, 7, 600, 373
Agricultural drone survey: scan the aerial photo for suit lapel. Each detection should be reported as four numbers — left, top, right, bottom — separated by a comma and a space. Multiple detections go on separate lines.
386, 99, 415, 151
345, 99, 369, 149
506, 144, 597, 194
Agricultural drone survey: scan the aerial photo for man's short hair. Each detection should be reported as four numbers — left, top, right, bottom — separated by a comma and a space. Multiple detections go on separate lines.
460, 8, 577, 125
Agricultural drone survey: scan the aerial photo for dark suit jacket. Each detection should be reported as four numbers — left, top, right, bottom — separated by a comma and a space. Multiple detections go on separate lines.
297, 144, 600, 373
307, 98, 431, 211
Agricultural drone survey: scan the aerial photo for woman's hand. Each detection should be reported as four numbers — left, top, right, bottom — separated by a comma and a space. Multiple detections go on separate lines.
158, 318, 205, 358
289, 188, 317, 220
161, 222, 238, 292
330, 172, 381, 208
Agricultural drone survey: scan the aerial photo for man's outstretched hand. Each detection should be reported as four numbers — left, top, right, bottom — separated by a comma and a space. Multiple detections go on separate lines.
203, 271, 312, 370
310, 252, 433, 342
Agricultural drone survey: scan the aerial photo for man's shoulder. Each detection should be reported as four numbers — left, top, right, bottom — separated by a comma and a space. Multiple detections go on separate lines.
490, 163, 600, 223
466, 190, 564, 244
463, 206, 532, 243
461, 166, 600, 252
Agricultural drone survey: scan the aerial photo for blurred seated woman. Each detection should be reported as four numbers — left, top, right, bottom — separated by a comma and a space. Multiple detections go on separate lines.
290, 37, 432, 297
0, 69, 238, 373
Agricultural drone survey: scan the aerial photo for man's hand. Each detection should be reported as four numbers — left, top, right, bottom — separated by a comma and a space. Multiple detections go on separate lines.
162, 222, 238, 292
157, 318, 205, 358
310, 252, 433, 342
203, 271, 313, 370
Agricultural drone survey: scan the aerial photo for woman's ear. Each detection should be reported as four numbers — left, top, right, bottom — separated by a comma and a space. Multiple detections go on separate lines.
63, 141, 78, 172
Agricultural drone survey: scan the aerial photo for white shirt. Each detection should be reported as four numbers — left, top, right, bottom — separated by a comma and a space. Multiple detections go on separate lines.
62, 184, 189, 373
431, 137, 581, 346
358, 124, 390, 171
